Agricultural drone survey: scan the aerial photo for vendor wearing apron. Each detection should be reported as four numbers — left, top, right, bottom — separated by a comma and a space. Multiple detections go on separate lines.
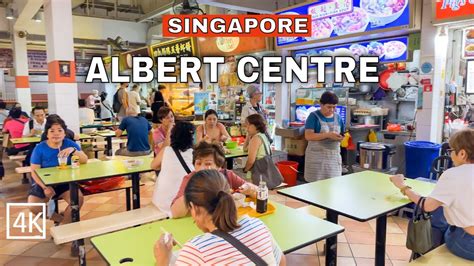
304, 91, 345, 182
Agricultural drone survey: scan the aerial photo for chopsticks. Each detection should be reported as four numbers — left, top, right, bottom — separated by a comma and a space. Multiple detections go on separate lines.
160, 227, 183, 248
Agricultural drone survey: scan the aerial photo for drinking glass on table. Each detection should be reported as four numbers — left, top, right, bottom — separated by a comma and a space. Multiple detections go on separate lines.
58, 156, 68, 169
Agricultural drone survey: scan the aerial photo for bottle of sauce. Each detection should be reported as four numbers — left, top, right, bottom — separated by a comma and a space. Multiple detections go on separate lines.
71, 155, 80, 168
256, 177, 268, 214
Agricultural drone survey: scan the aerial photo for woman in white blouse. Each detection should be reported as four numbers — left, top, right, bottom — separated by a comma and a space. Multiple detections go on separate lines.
390, 129, 474, 260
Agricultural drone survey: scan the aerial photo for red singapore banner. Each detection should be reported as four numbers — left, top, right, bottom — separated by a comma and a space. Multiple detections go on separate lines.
162, 14, 312, 37
435, 0, 474, 21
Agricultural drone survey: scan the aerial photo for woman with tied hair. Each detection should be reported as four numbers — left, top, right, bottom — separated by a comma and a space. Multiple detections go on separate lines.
154, 169, 285, 266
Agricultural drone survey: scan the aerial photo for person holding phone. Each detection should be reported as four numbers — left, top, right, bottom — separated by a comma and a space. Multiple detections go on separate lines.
304, 91, 345, 182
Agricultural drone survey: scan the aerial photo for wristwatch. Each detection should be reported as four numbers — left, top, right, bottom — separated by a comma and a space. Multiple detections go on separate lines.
71, 147, 77, 154
400, 185, 412, 196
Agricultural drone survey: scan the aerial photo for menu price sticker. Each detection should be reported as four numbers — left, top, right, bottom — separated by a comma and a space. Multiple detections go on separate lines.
308, 0, 353, 20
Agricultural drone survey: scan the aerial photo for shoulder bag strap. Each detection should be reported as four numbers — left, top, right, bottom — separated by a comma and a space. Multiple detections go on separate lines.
257, 134, 271, 156
172, 147, 191, 174
211, 230, 267, 266
420, 197, 431, 219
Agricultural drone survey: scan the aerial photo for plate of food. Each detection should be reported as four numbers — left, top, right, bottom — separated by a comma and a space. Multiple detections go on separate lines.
367, 41, 385, 58
350, 44, 368, 59
465, 44, 474, 57
310, 18, 333, 40
384, 40, 407, 59
332, 7, 369, 36
361, 0, 408, 27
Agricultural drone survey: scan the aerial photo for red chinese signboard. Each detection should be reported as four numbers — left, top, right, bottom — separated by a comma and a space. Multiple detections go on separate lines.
434, 0, 474, 24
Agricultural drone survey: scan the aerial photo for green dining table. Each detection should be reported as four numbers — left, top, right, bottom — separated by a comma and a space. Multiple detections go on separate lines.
278, 171, 436, 266
35, 156, 153, 265
79, 122, 120, 133
10, 133, 92, 145
91, 202, 344, 265
224, 146, 248, 169
95, 130, 127, 156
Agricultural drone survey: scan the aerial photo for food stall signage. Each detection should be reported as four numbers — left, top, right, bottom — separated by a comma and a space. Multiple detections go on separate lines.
149, 38, 196, 63
120, 47, 149, 70
434, 0, 474, 23
308, 0, 353, 20
276, 0, 410, 47
294, 36, 409, 66
463, 28, 474, 59
295, 104, 347, 124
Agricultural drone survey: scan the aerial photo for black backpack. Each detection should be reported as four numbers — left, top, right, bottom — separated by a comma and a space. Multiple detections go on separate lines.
112, 90, 121, 113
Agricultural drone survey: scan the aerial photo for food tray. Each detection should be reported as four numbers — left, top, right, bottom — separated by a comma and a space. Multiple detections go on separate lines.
353, 109, 371, 116
237, 198, 275, 218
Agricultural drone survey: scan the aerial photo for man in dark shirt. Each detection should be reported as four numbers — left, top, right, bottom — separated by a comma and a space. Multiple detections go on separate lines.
115, 108, 152, 156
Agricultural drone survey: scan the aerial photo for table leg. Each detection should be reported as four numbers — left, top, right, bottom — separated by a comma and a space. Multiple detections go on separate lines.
375, 215, 387, 266
325, 210, 338, 266
131, 173, 140, 209
21, 160, 29, 184
106, 136, 112, 156
69, 182, 86, 265
226, 158, 234, 170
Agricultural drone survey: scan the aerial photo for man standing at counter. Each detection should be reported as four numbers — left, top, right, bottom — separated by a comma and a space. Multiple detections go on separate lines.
304, 91, 344, 182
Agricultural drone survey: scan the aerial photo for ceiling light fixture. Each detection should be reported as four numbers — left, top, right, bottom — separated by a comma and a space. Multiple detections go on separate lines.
6, 8, 15, 20
33, 12, 43, 23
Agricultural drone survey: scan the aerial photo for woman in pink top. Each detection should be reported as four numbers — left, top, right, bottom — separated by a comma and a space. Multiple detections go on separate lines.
2, 107, 29, 155
152, 107, 174, 155
196, 109, 230, 143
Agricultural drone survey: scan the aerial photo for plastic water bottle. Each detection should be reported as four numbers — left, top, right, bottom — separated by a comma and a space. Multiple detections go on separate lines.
256, 176, 268, 214
47, 199, 56, 219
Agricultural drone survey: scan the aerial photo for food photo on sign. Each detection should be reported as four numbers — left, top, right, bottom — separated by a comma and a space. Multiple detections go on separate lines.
463, 28, 474, 59
276, 0, 410, 46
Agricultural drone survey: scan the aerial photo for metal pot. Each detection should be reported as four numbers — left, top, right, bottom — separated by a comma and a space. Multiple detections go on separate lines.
359, 116, 375, 125
359, 143, 386, 170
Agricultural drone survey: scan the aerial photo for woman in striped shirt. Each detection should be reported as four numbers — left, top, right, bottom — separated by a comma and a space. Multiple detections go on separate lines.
154, 169, 286, 266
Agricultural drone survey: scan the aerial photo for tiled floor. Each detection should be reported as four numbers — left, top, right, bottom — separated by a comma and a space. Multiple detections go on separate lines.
0, 158, 413, 265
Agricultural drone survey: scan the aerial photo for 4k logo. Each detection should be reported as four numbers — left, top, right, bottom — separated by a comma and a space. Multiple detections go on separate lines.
6, 203, 46, 240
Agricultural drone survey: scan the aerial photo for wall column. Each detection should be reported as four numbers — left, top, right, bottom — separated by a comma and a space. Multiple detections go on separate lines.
44, 0, 80, 132
12, 28, 32, 113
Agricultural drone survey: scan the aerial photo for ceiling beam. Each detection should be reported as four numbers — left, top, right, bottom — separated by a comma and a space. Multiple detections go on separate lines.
14, 0, 43, 29
135, 0, 182, 23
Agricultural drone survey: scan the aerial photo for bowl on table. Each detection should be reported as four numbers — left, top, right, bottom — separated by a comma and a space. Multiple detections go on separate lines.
225, 141, 238, 150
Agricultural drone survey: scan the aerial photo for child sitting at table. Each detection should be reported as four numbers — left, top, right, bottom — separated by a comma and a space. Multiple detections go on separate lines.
27, 115, 88, 224
154, 169, 286, 266
389, 129, 474, 260
170, 141, 257, 218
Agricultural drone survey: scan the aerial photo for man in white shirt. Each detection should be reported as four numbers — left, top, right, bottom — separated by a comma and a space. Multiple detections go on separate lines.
128, 84, 144, 114
22, 107, 46, 137
78, 99, 96, 134
86, 89, 101, 117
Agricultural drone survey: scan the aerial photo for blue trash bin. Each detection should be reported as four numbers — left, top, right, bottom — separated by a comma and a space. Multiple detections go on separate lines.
404, 141, 441, 178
